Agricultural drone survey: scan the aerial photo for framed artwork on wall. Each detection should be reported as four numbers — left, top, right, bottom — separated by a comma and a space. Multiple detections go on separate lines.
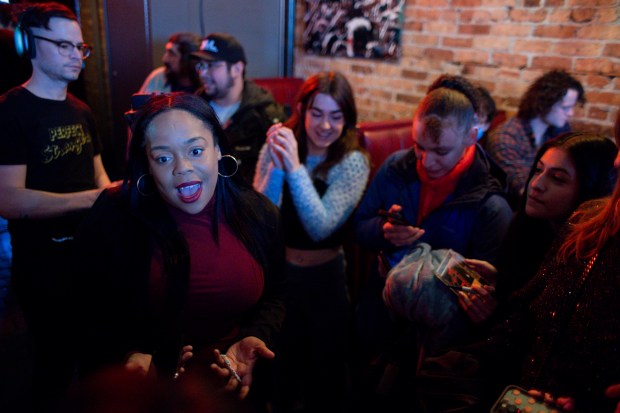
303, 0, 405, 60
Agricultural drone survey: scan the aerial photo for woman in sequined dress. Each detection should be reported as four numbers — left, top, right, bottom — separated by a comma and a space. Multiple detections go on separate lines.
416, 111, 620, 413
459, 131, 617, 325
485, 110, 620, 412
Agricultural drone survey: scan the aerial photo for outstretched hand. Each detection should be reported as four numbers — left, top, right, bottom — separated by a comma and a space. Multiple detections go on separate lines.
210, 336, 275, 399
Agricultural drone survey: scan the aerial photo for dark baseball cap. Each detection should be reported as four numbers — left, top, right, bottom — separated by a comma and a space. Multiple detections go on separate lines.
190, 33, 247, 64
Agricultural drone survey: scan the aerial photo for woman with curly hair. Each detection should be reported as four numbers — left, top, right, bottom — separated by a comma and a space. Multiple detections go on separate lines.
485, 70, 585, 206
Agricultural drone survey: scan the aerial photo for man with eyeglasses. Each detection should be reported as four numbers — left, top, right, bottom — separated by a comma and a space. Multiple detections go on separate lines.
191, 32, 286, 182
0, 2, 114, 410
485, 70, 585, 207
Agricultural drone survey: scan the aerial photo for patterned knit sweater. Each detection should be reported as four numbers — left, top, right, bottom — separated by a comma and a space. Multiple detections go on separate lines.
254, 144, 369, 242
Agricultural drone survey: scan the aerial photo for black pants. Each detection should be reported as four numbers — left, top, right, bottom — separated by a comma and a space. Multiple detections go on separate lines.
12, 237, 77, 412
272, 254, 352, 413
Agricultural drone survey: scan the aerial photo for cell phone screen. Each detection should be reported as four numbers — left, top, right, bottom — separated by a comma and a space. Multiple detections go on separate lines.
378, 209, 411, 226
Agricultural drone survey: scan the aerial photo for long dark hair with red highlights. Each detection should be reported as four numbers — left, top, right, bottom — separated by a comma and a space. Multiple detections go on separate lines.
557, 110, 620, 261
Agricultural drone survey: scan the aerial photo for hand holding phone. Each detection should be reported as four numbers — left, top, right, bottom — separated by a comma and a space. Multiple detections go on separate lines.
491, 385, 570, 413
378, 209, 412, 226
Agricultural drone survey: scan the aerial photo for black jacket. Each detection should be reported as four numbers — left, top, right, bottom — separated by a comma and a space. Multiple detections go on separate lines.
73, 188, 286, 377
196, 80, 287, 183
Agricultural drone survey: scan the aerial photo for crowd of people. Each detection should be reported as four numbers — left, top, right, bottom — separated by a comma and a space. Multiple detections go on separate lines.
0, 2, 619, 413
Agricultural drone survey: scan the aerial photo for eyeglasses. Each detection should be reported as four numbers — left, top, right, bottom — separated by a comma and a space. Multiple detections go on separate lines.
195, 61, 226, 72
33, 35, 93, 59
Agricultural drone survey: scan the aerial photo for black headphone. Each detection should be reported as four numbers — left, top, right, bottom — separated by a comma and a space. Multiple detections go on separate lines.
14, 11, 36, 59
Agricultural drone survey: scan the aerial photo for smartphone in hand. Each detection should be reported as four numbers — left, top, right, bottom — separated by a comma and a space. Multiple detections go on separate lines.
491, 385, 569, 413
378, 209, 412, 226
433, 249, 486, 297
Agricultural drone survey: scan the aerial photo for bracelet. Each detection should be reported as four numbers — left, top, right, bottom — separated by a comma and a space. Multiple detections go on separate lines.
220, 354, 242, 382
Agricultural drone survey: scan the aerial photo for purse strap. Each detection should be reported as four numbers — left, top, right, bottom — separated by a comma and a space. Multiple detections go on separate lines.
532, 253, 598, 384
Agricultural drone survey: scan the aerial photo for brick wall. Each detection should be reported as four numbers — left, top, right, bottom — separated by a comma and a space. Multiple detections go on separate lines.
293, 0, 620, 136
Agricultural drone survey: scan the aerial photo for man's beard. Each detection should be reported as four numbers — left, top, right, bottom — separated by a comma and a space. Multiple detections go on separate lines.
204, 73, 234, 101
164, 65, 180, 86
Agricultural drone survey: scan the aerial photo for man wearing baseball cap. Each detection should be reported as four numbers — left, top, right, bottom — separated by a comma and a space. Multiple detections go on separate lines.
192, 32, 286, 182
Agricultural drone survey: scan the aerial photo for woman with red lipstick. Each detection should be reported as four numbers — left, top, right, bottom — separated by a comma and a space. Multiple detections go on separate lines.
254, 72, 370, 413
73, 94, 286, 409
460, 131, 617, 325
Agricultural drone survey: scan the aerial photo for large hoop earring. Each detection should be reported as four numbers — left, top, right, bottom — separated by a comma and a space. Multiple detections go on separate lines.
218, 154, 239, 178
136, 174, 156, 196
